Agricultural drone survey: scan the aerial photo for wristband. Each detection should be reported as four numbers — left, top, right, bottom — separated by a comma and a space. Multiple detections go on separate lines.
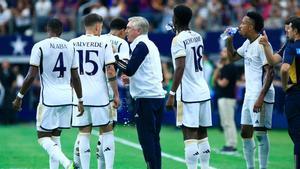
169, 91, 176, 96
17, 92, 24, 99
108, 76, 117, 82
78, 98, 83, 102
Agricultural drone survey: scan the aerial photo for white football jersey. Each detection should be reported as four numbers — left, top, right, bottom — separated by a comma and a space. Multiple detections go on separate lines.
69, 34, 115, 106
171, 30, 210, 102
101, 34, 130, 60
101, 33, 130, 100
30, 37, 77, 106
237, 35, 275, 103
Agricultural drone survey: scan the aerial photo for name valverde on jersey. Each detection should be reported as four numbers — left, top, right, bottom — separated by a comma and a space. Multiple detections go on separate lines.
30, 37, 77, 106
69, 34, 115, 106
171, 30, 210, 102
237, 35, 275, 103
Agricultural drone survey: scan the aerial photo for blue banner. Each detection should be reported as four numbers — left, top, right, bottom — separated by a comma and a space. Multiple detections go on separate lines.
0, 35, 33, 55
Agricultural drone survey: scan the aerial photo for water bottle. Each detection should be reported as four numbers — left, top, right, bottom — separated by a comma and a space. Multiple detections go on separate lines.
220, 27, 238, 40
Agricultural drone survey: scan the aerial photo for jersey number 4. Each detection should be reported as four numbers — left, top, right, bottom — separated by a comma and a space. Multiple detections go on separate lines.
77, 50, 99, 75
191, 45, 203, 72
53, 52, 66, 78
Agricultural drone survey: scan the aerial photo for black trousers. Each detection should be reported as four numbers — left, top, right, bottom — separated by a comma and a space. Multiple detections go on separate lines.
134, 98, 164, 169
285, 91, 300, 155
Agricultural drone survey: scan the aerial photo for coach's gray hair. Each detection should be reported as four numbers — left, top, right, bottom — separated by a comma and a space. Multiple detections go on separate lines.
128, 16, 149, 34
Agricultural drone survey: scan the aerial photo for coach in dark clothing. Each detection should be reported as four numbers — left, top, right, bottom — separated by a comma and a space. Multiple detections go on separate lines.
281, 18, 300, 169
213, 48, 238, 152
116, 16, 166, 169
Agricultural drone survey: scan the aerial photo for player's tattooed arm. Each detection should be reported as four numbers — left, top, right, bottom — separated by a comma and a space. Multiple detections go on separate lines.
106, 64, 120, 108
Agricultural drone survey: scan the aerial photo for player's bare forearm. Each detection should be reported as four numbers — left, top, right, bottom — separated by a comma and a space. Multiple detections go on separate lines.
19, 66, 38, 95
106, 64, 119, 98
71, 68, 83, 98
262, 44, 281, 65
226, 37, 240, 63
259, 65, 274, 98
170, 57, 185, 93
280, 63, 290, 91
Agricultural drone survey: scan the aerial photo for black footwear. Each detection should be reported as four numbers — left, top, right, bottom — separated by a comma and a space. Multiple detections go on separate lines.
221, 146, 237, 154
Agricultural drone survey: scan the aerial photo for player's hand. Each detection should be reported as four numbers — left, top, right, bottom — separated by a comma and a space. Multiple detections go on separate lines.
121, 74, 129, 86
253, 96, 264, 113
77, 101, 84, 117
12, 97, 22, 112
165, 95, 175, 111
113, 96, 120, 109
259, 30, 269, 46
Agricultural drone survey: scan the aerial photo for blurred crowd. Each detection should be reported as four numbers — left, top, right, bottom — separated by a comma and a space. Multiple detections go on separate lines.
0, 0, 300, 36
0, 0, 290, 124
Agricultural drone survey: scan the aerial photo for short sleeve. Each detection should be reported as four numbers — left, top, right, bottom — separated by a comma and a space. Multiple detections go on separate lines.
171, 36, 186, 59
276, 42, 288, 57
259, 43, 272, 66
69, 44, 78, 69
29, 43, 41, 66
117, 41, 130, 60
105, 42, 115, 65
283, 43, 295, 65
237, 42, 246, 57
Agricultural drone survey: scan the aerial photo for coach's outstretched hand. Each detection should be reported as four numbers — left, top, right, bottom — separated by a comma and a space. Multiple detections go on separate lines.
165, 95, 175, 111
12, 97, 22, 112
77, 101, 84, 117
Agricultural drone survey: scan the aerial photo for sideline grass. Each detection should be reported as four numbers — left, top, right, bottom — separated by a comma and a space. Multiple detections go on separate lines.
0, 123, 293, 169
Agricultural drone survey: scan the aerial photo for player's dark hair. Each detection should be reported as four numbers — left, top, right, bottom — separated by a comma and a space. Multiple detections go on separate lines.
47, 18, 63, 36
173, 4, 192, 27
84, 13, 103, 27
110, 18, 127, 30
285, 16, 298, 25
246, 11, 264, 33
290, 18, 300, 34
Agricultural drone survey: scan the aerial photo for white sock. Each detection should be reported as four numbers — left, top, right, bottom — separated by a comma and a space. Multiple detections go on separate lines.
50, 136, 61, 169
79, 133, 91, 169
73, 134, 81, 168
38, 137, 71, 169
184, 139, 199, 169
198, 138, 210, 169
242, 138, 255, 169
256, 131, 269, 169
97, 135, 105, 169
102, 131, 115, 169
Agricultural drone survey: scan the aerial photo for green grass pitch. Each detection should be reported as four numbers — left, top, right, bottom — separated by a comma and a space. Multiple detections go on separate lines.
0, 123, 294, 169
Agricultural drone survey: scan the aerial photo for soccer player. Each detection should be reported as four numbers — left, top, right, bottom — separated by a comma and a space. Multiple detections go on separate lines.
259, 16, 298, 65
225, 11, 275, 169
280, 18, 300, 169
70, 14, 119, 169
97, 17, 129, 169
12, 18, 83, 169
165, 5, 212, 169
115, 16, 165, 169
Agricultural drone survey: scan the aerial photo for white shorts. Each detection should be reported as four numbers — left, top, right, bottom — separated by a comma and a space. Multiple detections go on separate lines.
241, 99, 273, 129
109, 101, 117, 122
72, 105, 110, 127
36, 103, 72, 132
176, 100, 212, 128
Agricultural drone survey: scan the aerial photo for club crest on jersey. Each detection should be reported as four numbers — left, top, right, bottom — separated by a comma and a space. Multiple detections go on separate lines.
296, 48, 300, 55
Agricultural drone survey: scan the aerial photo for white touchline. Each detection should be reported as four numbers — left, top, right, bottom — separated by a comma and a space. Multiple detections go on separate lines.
92, 130, 217, 169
